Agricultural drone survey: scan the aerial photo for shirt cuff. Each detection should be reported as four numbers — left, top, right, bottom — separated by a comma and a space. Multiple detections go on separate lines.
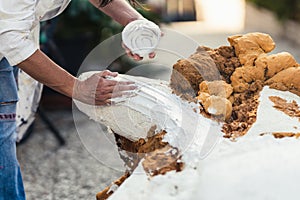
5, 39, 38, 66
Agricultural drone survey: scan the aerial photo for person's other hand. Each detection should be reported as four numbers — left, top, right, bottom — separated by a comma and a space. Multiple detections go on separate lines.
122, 42, 156, 61
73, 70, 136, 105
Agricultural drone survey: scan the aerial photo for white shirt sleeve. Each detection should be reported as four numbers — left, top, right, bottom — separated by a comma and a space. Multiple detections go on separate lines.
0, 0, 38, 66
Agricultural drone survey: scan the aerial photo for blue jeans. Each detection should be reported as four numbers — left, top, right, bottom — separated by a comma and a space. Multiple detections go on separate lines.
0, 58, 26, 200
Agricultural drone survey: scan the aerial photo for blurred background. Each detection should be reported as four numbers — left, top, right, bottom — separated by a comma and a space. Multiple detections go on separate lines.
17, 0, 300, 199
38, 0, 300, 109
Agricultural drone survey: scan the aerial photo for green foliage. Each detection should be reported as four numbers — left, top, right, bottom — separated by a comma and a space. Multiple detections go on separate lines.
247, 0, 300, 22
55, 0, 121, 43
52, 0, 163, 73
55, 0, 162, 42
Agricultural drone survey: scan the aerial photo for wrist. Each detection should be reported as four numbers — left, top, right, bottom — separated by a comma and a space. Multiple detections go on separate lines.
124, 16, 145, 26
72, 78, 83, 101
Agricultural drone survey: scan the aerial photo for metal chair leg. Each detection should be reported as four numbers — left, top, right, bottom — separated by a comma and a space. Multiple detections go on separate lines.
37, 107, 66, 146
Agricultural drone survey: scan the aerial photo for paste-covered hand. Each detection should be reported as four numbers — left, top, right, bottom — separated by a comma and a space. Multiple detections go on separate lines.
73, 70, 136, 105
122, 19, 161, 60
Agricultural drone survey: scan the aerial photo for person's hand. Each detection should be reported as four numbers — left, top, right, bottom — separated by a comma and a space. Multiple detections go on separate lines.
121, 19, 163, 61
73, 70, 136, 106
122, 42, 156, 61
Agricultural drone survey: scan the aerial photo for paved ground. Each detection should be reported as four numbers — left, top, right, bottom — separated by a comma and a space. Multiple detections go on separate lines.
17, 3, 300, 200
17, 109, 124, 200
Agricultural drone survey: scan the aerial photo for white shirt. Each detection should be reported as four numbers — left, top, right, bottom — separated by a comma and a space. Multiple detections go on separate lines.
0, 0, 71, 66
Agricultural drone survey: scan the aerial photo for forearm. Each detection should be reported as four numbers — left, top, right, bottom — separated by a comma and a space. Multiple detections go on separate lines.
89, 0, 144, 26
18, 49, 76, 98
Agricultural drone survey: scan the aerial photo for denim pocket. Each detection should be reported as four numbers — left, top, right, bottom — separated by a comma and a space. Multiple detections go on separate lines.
0, 58, 17, 143
0, 58, 18, 104
0, 103, 17, 145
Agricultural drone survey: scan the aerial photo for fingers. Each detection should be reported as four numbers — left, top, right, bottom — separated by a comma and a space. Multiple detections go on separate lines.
92, 78, 137, 106
149, 52, 156, 59
75, 72, 138, 106
126, 50, 143, 61
94, 90, 136, 106
96, 83, 137, 94
122, 27, 162, 61
122, 42, 134, 57
133, 54, 143, 61
97, 70, 118, 78
122, 42, 143, 61
97, 77, 135, 87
